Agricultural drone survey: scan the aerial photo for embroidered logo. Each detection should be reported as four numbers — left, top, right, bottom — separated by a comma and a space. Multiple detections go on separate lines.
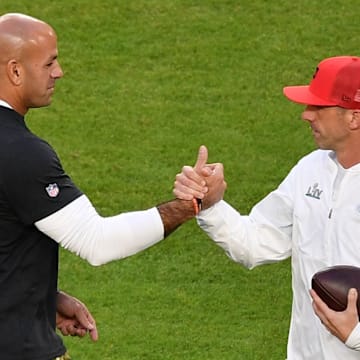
342, 94, 352, 102
305, 182, 323, 200
354, 89, 360, 102
46, 183, 60, 198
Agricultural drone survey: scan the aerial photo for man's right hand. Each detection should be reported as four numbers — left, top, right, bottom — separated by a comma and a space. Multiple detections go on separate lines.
173, 145, 226, 210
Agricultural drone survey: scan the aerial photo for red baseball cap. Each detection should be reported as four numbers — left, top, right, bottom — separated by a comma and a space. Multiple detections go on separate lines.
283, 56, 360, 109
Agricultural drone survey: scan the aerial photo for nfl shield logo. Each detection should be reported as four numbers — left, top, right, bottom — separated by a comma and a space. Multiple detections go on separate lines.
46, 183, 60, 198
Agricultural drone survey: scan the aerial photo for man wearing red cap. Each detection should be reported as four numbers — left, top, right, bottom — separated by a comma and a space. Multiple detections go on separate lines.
173, 56, 360, 359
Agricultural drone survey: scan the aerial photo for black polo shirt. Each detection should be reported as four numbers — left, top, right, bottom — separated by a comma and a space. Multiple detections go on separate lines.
0, 106, 83, 359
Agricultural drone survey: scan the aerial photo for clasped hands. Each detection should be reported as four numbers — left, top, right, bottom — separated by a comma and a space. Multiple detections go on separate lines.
173, 145, 227, 209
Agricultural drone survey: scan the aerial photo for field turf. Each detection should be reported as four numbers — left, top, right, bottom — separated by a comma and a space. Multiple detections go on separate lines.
2, 1, 359, 358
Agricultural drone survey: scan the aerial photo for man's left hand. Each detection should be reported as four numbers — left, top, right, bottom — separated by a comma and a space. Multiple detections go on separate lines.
56, 291, 98, 341
310, 288, 359, 342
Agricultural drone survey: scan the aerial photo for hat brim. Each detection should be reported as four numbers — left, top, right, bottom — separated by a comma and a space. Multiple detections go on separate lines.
283, 85, 337, 106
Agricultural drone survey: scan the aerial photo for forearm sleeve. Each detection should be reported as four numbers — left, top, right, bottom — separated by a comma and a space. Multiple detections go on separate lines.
35, 195, 164, 266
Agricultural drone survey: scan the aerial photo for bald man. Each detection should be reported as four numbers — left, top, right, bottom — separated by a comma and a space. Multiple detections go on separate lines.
0, 13, 199, 360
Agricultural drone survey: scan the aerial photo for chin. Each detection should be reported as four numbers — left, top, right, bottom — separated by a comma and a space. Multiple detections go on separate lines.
317, 144, 332, 151
32, 100, 52, 109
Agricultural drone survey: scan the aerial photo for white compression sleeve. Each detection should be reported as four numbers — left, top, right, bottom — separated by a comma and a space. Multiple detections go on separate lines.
35, 194, 164, 266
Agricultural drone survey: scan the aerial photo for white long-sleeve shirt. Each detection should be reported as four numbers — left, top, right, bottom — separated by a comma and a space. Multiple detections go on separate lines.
197, 149, 360, 359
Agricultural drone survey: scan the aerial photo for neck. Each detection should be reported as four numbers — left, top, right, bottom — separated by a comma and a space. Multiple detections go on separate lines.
336, 148, 360, 168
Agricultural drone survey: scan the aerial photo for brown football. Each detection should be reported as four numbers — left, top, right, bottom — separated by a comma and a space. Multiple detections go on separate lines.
312, 265, 360, 318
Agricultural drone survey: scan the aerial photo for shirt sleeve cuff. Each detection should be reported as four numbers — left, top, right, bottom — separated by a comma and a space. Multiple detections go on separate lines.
345, 322, 360, 350
197, 200, 224, 219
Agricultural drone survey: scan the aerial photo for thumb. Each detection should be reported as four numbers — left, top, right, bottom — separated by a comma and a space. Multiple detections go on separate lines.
194, 145, 208, 173
348, 288, 358, 311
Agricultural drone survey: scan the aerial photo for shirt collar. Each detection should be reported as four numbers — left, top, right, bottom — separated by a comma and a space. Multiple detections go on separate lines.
0, 100, 13, 109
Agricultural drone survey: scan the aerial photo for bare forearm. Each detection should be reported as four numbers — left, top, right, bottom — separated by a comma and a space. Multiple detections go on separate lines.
156, 199, 196, 237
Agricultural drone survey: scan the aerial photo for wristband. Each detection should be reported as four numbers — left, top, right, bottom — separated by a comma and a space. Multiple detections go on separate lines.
192, 198, 202, 216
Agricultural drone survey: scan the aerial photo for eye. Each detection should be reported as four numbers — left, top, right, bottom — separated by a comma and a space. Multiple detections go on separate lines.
46, 57, 58, 68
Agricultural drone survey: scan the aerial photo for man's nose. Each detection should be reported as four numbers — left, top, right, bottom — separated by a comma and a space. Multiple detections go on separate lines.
301, 107, 315, 122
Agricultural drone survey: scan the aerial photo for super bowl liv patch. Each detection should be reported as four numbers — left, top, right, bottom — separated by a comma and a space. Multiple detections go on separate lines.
305, 182, 323, 200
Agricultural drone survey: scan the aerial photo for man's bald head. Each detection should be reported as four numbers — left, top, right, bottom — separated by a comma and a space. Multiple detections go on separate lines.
0, 13, 55, 63
0, 13, 63, 115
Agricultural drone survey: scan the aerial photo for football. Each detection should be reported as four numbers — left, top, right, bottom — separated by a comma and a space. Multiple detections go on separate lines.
312, 265, 360, 317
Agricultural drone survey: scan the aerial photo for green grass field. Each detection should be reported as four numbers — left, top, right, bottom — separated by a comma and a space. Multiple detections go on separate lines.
2, 1, 360, 359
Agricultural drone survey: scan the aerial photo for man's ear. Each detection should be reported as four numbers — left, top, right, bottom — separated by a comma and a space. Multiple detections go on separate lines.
7, 60, 22, 85
349, 110, 360, 130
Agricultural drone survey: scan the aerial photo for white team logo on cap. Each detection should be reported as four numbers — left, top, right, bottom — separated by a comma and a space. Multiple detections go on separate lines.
354, 89, 360, 102
46, 183, 59, 198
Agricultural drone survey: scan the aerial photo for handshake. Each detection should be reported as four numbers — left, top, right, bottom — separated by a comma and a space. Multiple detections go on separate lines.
173, 145, 227, 211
